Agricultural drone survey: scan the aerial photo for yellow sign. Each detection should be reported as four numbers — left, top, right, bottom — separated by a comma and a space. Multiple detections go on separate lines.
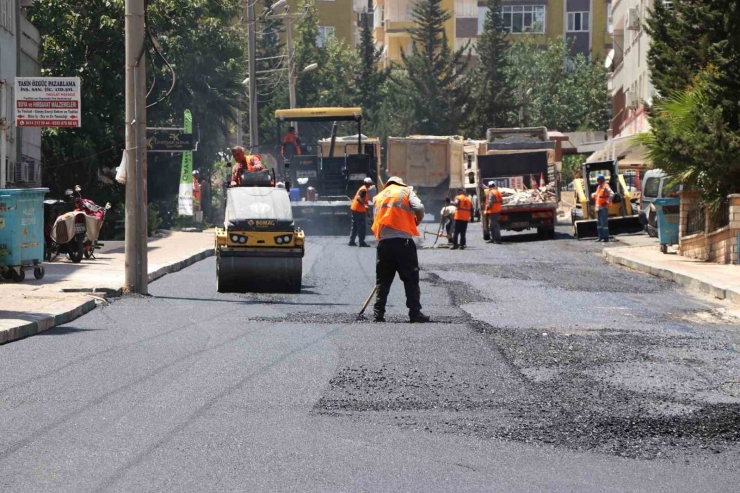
21, 242, 39, 248
255, 220, 275, 228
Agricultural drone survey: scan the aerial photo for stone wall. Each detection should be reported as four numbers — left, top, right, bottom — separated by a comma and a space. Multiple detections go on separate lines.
678, 193, 740, 265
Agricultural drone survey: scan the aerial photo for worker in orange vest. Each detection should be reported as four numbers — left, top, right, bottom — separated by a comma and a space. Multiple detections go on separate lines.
280, 126, 302, 161
371, 176, 429, 324
349, 177, 373, 247
192, 170, 202, 212
484, 181, 503, 244
451, 188, 472, 250
591, 174, 614, 242
230, 147, 264, 186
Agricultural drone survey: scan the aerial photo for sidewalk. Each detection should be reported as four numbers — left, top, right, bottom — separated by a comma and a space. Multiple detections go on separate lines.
604, 235, 740, 305
0, 230, 214, 344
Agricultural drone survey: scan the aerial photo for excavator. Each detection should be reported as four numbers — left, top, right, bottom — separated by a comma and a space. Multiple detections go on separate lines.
275, 107, 379, 235
572, 159, 643, 238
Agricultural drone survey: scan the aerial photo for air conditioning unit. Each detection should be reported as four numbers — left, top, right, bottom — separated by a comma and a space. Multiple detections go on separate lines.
663, 1, 675, 12
626, 90, 639, 110
14, 161, 24, 183
627, 8, 640, 30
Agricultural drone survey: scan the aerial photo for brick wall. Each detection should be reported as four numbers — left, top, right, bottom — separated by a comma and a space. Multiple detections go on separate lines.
679, 193, 739, 264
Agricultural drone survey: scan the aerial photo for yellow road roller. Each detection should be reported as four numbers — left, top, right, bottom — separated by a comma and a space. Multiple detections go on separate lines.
215, 171, 305, 293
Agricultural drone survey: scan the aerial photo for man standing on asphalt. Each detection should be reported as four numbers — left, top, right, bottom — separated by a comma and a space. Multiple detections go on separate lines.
484, 181, 503, 244
371, 176, 429, 323
349, 177, 372, 247
451, 188, 472, 250
592, 174, 614, 242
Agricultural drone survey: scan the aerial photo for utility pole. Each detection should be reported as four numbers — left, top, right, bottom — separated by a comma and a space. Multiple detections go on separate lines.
124, 0, 148, 294
247, 2, 259, 152
286, 21, 296, 111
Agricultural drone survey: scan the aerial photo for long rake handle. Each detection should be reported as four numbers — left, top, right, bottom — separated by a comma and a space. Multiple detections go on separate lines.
359, 284, 378, 317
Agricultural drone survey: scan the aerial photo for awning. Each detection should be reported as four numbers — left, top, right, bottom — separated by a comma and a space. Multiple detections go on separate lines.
587, 135, 650, 169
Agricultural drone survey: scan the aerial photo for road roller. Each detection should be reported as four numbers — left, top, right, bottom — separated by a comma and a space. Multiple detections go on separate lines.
215, 171, 305, 293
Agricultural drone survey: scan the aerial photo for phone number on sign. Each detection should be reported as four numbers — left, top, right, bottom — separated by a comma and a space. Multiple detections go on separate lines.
18, 119, 80, 127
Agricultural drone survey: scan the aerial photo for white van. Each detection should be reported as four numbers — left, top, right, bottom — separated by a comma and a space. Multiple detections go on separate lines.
639, 169, 681, 236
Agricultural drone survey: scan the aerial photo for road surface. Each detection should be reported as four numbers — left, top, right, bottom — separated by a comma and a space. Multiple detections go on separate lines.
2, 227, 740, 492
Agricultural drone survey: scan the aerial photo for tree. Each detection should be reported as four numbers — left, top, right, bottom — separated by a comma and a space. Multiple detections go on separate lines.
355, 10, 387, 123
399, 0, 473, 135
505, 37, 609, 132
29, 0, 247, 231
255, 0, 288, 146
643, 1, 740, 211
465, 0, 511, 138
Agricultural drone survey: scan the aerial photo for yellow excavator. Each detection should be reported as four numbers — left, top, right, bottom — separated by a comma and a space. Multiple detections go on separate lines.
572, 160, 643, 238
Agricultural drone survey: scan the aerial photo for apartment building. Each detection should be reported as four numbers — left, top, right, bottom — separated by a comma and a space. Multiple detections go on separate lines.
373, 0, 611, 66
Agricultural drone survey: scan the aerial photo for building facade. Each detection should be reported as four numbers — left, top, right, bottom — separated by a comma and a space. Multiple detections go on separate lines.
373, 0, 611, 66
1, 0, 42, 188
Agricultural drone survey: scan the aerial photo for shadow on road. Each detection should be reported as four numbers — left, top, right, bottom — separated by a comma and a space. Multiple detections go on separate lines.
36, 326, 101, 336
151, 295, 350, 307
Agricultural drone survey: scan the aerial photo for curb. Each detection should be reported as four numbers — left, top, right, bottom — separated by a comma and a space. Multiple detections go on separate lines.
1, 247, 215, 345
603, 249, 740, 304
0, 298, 97, 345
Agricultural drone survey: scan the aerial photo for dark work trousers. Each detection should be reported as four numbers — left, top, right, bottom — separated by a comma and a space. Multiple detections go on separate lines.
488, 213, 501, 243
374, 238, 422, 318
349, 211, 367, 244
452, 219, 469, 247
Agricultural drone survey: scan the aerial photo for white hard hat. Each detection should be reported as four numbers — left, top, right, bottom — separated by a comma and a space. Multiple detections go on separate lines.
488, 181, 497, 187
364, 177, 373, 184
192, 170, 200, 175
276, 181, 285, 189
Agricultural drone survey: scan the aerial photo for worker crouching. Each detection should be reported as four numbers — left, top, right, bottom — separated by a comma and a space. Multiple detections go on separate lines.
349, 177, 373, 247
371, 176, 430, 324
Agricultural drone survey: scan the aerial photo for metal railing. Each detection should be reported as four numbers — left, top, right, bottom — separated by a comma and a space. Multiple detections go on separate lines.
685, 205, 705, 236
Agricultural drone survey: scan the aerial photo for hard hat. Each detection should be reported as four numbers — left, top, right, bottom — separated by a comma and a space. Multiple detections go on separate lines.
385, 176, 406, 186
364, 177, 373, 184
253, 163, 264, 172
192, 170, 200, 175
276, 181, 285, 189
488, 181, 496, 187
597, 174, 606, 181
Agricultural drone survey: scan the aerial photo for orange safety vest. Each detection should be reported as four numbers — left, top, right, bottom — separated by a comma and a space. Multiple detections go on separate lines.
594, 183, 612, 208
350, 185, 369, 213
371, 184, 420, 240
485, 189, 502, 214
454, 194, 472, 222
282, 133, 302, 156
192, 177, 201, 201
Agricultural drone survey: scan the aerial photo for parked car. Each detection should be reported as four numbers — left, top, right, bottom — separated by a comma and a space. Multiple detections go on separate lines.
639, 169, 682, 237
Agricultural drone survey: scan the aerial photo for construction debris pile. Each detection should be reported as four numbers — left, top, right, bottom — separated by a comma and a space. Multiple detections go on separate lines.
498, 183, 557, 206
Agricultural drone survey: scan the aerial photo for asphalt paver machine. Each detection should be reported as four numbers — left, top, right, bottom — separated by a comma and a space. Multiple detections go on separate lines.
275, 107, 377, 235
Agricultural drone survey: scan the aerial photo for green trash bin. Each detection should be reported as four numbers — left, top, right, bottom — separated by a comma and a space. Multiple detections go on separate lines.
0, 188, 49, 282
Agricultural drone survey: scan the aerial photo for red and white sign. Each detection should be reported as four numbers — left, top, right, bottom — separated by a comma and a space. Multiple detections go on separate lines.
15, 77, 81, 128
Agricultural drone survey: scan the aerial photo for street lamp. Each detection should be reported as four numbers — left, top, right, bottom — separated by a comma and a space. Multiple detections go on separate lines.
270, 0, 287, 11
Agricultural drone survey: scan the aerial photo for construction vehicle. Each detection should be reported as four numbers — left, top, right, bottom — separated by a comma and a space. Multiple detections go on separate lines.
477, 128, 559, 240
275, 107, 377, 235
571, 159, 643, 238
386, 135, 465, 221
215, 169, 304, 293
460, 139, 486, 222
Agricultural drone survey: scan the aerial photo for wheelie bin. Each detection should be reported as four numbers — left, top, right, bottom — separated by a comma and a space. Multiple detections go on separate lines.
654, 196, 680, 254
0, 188, 49, 282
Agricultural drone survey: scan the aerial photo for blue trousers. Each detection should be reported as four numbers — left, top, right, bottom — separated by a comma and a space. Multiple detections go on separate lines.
597, 208, 610, 240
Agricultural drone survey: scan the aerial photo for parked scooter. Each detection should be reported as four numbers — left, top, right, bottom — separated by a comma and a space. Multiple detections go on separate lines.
46, 186, 111, 263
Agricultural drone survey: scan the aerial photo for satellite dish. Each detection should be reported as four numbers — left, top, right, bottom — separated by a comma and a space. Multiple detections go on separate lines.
604, 49, 615, 69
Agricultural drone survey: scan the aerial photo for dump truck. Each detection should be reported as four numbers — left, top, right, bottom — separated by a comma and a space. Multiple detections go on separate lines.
459, 140, 486, 222
476, 127, 559, 240
572, 159, 643, 238
215, 170, 304, 293
275, 107, 376, 235
386, 135, 465, 220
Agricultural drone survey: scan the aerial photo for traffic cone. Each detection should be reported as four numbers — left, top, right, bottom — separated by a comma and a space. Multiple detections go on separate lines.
531, 174, 539, 189
540, 172, 546, 188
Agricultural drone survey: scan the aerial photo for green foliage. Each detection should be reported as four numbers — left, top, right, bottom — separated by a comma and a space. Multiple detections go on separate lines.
639, 72, 740, 211
562, 154, 586, 185
255, 0, 288, 146
644, 0, 740, 210
398, 0, 473, 135
29, 0, 246, 235
465, 0, 512, 138
505, 37, 610, 132
356, 10, 388, 124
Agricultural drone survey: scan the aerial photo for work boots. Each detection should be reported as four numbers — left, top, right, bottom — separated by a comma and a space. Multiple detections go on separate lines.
373, 309, 385, 323
409, 312, 430, 323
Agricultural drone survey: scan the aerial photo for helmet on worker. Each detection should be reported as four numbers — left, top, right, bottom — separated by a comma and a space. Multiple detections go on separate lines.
597, 174, 606, 183
488, 181, 497, 188
364, 177, 373, 185
385, 176, 406, 187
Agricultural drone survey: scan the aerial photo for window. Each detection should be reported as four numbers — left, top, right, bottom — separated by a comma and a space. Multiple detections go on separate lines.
607, 2, 613, 34
316, 26, 336, 48
0, 0, 13, 34
501, 5, 545, 34
406, 2, 415, 21
567, 11, 590, 32
643, 177, 660, 198
374, 5, 385, 28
